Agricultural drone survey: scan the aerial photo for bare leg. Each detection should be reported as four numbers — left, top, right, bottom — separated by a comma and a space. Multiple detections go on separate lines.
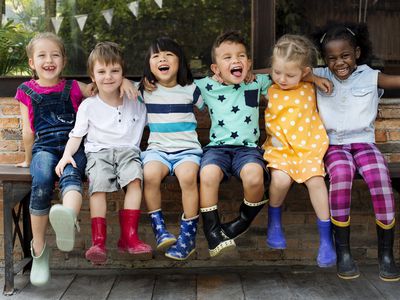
143, 161, 169, 212
304, 176, 330, 220
269, 169, 293, 207
31, 215, 49, 255
175, 162, 199, 218
240, 163, 265, 203
200, 164, 223, 208
124, 179, 142, 209
90, 192, 107, 218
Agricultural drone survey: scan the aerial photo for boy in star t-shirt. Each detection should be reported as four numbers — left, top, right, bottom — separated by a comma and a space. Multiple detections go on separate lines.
195, 30, 272, 257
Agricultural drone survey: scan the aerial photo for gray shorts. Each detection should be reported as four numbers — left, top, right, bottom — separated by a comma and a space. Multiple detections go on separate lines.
86, 148, 143, 195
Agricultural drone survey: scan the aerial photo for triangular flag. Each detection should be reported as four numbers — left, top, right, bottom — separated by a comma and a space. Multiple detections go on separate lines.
154, 0, 163, 8
51, 16, 64, 34
128, 1, 139, 17
74, 14, 88, 31
102, 8, 114, 26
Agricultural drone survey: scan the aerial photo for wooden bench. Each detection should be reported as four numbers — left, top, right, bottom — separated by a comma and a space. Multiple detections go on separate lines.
1, 162, 400, 295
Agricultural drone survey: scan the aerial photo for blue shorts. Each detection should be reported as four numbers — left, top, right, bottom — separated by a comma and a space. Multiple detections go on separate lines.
141, 148, 203, 175
200, 146, 269, 181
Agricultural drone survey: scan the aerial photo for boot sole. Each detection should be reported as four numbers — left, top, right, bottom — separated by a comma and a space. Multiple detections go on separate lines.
379, 275, 400, 282
337, 273, 360, 280
266, 241, 287, 250
49, 205, 75, 252
157, 238, 177, 251
165, 249, 195, 261
118, 247, 152, 255
210, 239, 236, 257
85, 253, 107, 265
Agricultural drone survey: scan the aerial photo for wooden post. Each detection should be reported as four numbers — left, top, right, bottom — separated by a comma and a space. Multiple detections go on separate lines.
251, 0, 276, 69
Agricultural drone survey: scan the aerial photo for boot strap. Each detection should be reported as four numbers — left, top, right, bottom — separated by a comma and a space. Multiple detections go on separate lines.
244, 198, 268, 207
200, 205, 218, 212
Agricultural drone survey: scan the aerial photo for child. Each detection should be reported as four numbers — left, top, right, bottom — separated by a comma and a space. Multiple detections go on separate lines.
195, 31, 272, 257
55, 41, 151, 265
262, 34, 336, 268
313, 22, 400, 281
139, 37, 204, 260
15, 32, 93, 287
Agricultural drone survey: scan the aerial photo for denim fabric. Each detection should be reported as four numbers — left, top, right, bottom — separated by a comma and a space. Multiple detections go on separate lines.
20, 81, 86, 215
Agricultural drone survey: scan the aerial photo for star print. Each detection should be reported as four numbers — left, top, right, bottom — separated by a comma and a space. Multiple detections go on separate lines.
244, 116, 251, 124
218, 120, 225, 127
253, 78, 258, 83
243, 140, 249, 146
206, 83, 213, 91
253, 128, 258, 135
211, 133, 216, 139
233, 84, 241, 90
231, 131, 239, 139
231, 106, 240, 113
218, 95, 226, 102
210, 108, 214, 115
218, 141, 225, 145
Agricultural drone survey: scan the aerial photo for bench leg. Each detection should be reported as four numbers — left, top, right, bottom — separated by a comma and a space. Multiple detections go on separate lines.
3, 184, 15, 295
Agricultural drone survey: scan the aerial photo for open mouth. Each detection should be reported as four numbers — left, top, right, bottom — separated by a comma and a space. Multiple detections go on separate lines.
335, 66, 349, 77
43, 66, 56, 71
158, 65, 170, 73
230, 66, 243, 77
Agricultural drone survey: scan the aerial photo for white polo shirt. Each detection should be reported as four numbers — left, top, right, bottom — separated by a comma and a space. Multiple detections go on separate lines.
313, 65, 383, 145
69, 94, 147, 153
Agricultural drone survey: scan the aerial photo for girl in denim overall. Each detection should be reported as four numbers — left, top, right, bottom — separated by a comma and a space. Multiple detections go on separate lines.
313, 22, 400, 281
15, 33, 135, 286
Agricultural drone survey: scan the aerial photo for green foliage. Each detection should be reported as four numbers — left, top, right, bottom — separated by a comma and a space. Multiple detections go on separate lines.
0, 21, 33, 76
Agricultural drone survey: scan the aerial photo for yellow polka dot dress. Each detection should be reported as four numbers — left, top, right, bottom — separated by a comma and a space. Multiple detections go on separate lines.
263, 82, 329, 183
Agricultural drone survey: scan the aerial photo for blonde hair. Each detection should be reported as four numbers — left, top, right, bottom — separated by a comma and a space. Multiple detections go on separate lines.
87, 42, 125, 78
26, 32, 66, 59
272, 34, 317, 68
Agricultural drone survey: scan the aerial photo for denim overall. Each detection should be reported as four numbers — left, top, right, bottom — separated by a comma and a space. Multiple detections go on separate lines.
18, 81, 86, 215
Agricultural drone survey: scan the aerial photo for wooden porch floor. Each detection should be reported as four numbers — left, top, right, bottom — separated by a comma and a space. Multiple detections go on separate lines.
1, 265, 399, 299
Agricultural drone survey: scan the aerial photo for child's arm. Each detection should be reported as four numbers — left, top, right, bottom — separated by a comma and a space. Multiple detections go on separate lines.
78, 79, 138, 99
16, 103, 34, 168
55, 136, 83, 176
378, 73, 400, 89
304, 73, 333, 94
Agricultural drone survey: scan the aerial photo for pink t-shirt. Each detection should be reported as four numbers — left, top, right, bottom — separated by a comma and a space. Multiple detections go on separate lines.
15, 79, 83, 132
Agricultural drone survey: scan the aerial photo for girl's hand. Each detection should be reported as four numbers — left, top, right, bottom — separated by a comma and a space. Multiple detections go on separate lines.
120, 79, 138, 99
55, 155, 77, 177
143, 78, 157, 92
314, 76, 333, 94
15, 161, 30, 168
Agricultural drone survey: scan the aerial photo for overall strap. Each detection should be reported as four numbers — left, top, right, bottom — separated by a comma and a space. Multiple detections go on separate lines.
18, 83, 43, 104
61, 80, 73, 102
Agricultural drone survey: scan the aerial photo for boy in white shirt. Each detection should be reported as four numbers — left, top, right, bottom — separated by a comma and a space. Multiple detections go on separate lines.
56, 42, 151, 264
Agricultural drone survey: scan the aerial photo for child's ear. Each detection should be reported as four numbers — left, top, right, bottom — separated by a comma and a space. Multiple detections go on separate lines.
211, 63, 220, 75
355, 46, 361, 60
28, 58, 35, 70
302, 67, 312, 78
247, 59, 252, 71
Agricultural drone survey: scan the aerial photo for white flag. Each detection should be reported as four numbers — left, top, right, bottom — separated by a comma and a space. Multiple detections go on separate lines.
128, 1, 139, 17
51, 16, 64, 34
154, 0, 163, 8
102, 8, 114, 26
75, 14, 88, 31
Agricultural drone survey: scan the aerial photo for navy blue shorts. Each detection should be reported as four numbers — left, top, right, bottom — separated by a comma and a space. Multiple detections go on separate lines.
200, 146, 269, 182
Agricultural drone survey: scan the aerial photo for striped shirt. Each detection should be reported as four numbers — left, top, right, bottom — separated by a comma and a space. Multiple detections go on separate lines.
142, 83, 204, 152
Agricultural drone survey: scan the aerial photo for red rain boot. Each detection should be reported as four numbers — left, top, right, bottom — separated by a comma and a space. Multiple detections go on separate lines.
118, 209, 152, 254
85, 217, 107, 264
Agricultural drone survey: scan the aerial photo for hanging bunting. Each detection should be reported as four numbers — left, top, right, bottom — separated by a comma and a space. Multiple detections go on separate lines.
128, 1, 139, 18
101, 8, 114, 26
154, 0, 163, 9
74, 14, 88, 31
51, 16, 64, 34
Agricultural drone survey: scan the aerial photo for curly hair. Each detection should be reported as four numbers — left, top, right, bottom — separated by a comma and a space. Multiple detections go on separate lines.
311, 21, 373, 65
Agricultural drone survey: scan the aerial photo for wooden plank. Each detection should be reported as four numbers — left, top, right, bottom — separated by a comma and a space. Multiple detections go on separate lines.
107, 274, 155, 300
0, 165, 31, 182
10, 274, 75, 300
240, 270, 292, 299
197, 273, 244, 300
152, 274, 196, 300
361, 264, 400, 300
61, 274, 116, 300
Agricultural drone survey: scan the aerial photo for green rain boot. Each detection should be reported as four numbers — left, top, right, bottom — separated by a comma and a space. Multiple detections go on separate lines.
30, 240, 50, 287
49, 204, 79, 252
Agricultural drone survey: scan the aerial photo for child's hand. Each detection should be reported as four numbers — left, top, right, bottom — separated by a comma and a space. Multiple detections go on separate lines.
314, 76, 333, 94
15, 161, 30, 168
55, 155, 77, 177
120, 79, 138, 99
143, 78, 157, 92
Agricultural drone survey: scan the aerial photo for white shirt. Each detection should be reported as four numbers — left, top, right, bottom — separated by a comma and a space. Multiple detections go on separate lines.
69, 94, 147, 153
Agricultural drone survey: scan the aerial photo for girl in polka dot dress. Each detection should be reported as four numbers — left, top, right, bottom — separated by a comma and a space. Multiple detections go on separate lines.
263, 34, 336, 268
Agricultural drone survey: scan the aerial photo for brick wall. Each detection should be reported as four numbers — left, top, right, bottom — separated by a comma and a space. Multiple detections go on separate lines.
0, 96, 399, 269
